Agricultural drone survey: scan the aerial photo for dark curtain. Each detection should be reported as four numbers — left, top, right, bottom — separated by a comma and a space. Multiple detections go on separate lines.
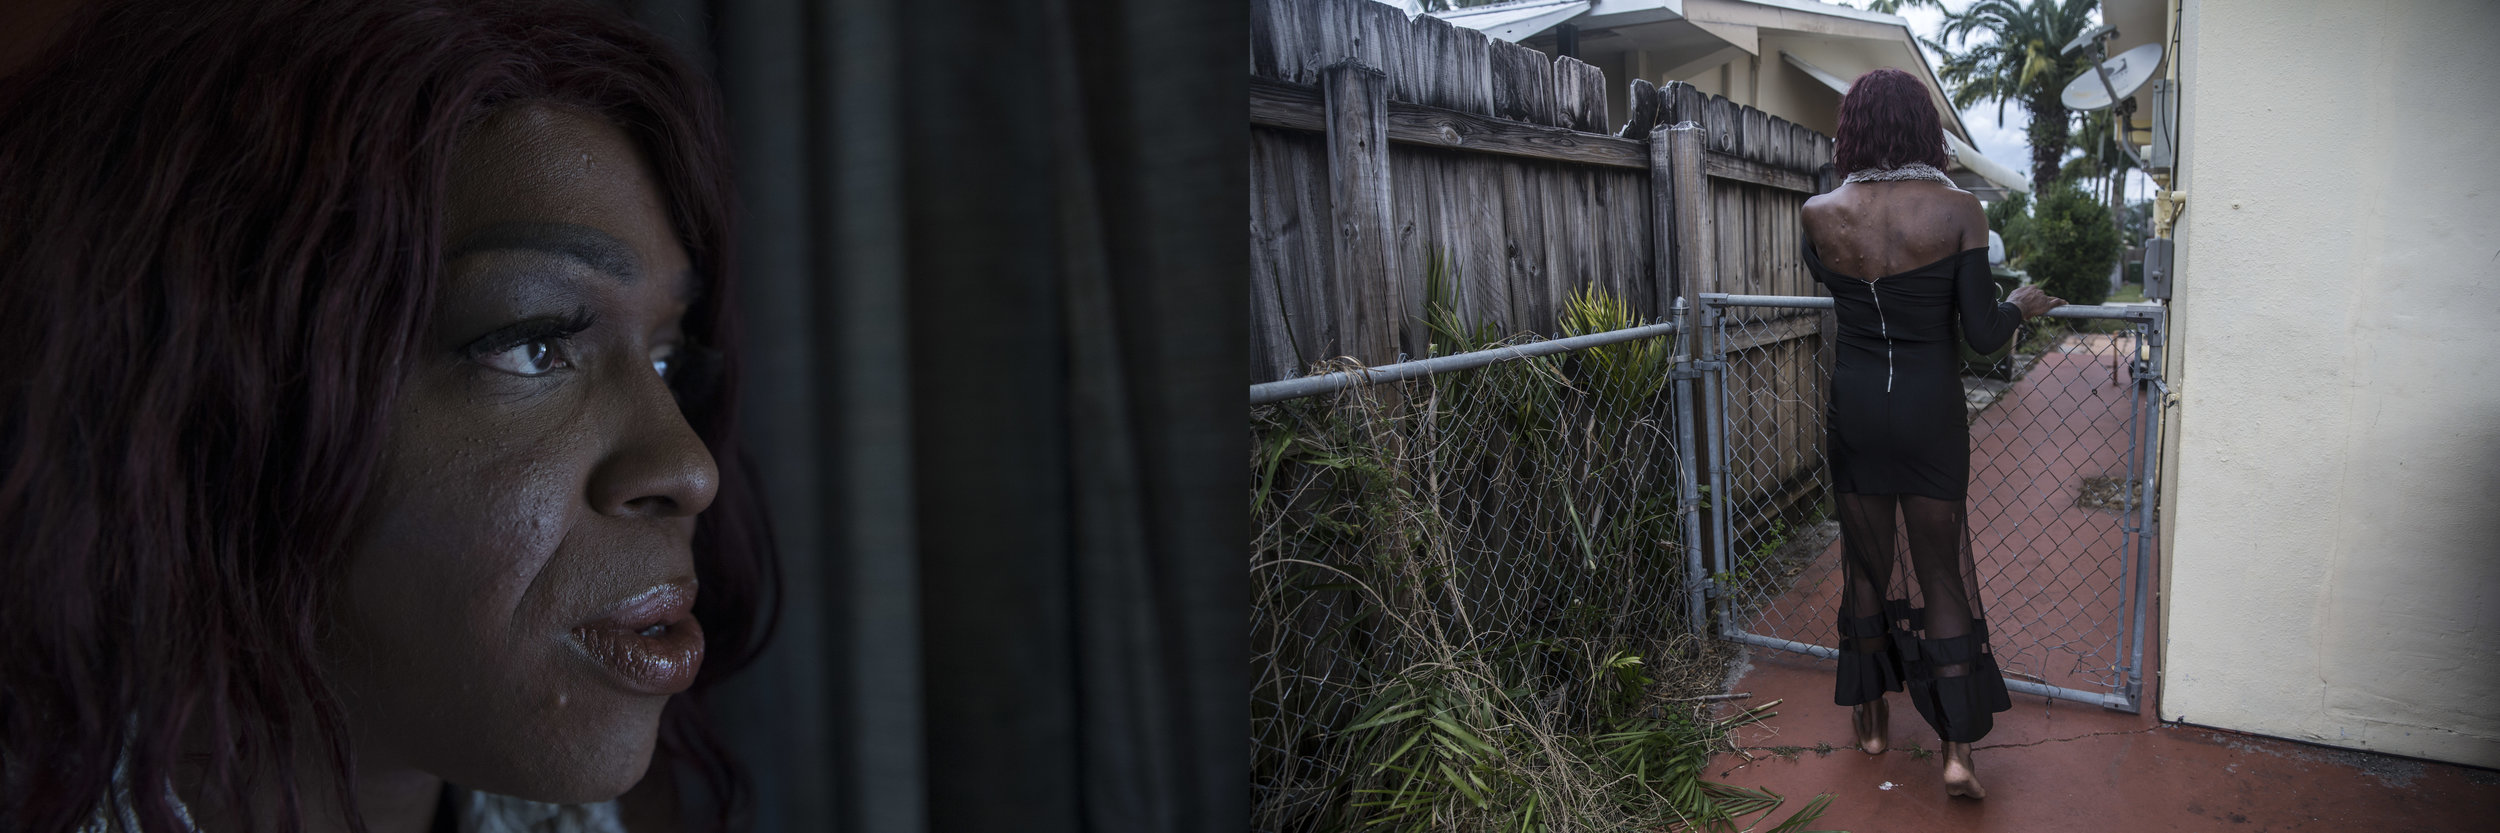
616, 1, 1248, 832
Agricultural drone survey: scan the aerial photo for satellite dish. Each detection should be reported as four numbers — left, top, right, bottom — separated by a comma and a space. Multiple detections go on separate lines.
2061, 42, 2164, 110
2059, 24, 2117, 57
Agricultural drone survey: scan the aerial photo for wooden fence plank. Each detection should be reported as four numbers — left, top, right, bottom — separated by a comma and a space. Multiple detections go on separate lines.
1390, 146, 1445, 357
1649, 123, 1677, 321
1617, 78, 1658, 139
1250, 0, 1283, 80
1702, 152, 1818, 193
1718, 312, 1819, 354
1252, 78, 1647, 169
1458, 152, 1513, 334
1497, 155, 1547, 329
1290, 0, 1324, 83
1552, 55, 1585, 133
1742, 105, 1768, 165
1665, 80, 1702, 125
1353, 0, 1407, 100
1489, 38, 1557, 126
1250, 127, 1338, 380
1448, 22, 1495, 116
1393, 102, 1644, 168
1605, 169, 1650, 317
1554, 55, 1607, 134
1406, 14, 1455, 113
1705, 94, 1734, 153
1578, 60, 1609, 133
1668, 123, 1714, 304
1324, 62, 1404, 365
1249, 77, 1325, 131
1312, 0, 1359, 78
1767, 115, 1791, 169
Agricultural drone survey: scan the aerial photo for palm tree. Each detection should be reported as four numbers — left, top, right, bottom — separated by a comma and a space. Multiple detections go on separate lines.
1881, 0, 2104, 188
2071, 107, 2137, 231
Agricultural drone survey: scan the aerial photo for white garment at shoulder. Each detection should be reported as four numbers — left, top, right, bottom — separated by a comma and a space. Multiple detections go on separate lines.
1843, 162, 1954, 185
454, 788, 627, 833
81, 774, 623, 833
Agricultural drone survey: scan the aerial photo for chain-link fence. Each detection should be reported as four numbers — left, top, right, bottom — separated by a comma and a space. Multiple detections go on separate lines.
1248, 318, 1720, 830
1246, 293, 2168, 828
1699, 293, 2166, 711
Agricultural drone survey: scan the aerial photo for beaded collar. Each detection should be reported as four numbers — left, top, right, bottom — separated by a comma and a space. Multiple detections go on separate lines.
1842, 162, 1953, 184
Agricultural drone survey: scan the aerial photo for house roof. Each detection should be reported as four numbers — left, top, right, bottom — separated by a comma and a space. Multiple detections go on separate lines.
1425, 0, 2033, 196
1433, 0, 1596, 43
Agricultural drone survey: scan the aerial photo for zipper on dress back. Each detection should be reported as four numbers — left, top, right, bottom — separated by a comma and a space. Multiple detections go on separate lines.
1862, 278, 1894, 393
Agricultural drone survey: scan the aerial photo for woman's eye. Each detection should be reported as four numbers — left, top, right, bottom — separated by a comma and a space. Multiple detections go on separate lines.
651, 343, 677, 379
479, 338, 570, 376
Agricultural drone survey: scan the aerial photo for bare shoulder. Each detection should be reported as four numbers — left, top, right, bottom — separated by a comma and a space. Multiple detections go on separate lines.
1801, 189, 1834, 218
1940, 186, 1988, 246
1800, 186, 1847, 233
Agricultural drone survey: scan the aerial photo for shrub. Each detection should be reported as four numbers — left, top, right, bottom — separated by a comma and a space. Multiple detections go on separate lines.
1985, 191, 2033, 266
2025, 180, 2121, 307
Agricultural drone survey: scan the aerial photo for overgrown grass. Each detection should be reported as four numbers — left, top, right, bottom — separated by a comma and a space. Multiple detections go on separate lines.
1251, 255, 1840, 832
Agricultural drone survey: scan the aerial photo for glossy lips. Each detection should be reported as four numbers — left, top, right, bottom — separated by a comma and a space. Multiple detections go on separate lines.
571, 580, 704, 695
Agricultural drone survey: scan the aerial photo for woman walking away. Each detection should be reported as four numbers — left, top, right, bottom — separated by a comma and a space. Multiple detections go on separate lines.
1798, 67, 2063, 799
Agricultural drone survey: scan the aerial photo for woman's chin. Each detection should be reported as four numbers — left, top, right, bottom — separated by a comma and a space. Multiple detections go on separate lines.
452, 698, 668, 806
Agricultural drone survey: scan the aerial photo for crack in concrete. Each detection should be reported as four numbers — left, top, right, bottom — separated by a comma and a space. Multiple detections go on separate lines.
1725, 725, 2161, 758
1975, 726, 2160, 751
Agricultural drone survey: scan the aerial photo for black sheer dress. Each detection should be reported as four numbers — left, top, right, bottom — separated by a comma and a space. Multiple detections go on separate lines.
1804, 241, 2019, 743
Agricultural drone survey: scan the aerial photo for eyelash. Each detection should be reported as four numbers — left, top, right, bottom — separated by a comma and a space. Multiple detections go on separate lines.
461, 308, 722, 405
465, 306, 598, 376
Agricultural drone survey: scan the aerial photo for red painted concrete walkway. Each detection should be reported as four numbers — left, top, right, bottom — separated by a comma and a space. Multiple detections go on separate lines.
1704, 335, 2500, 830
1707, 650, 2499, 832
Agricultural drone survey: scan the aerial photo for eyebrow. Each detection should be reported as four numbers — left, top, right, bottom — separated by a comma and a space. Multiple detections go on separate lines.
447, 221, 642, 284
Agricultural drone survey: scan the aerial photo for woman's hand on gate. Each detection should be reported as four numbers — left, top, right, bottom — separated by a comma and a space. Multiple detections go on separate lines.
2009, 285, 2065, 319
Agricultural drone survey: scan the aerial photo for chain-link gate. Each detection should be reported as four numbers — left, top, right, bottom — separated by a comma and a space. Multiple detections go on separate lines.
1685, 293, 2167, 712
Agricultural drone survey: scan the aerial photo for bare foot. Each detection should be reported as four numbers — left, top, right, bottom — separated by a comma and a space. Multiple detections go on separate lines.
1852, 699, 1888, 755
1942, 741, 1985, 799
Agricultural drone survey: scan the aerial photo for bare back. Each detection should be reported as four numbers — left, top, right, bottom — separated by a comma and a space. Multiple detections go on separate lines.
1800, 180, 1989, 280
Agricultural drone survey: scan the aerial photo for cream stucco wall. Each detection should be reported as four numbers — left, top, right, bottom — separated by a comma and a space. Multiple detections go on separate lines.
2163, 0, 2500, 768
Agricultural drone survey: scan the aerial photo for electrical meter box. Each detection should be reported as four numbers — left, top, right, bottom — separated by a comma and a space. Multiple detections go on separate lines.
2143, 237, 2174, 300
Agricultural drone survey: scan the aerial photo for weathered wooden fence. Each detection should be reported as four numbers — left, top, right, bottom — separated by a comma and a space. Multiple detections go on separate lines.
1250, 0, 1644, 377
1247, 0, 1832, 520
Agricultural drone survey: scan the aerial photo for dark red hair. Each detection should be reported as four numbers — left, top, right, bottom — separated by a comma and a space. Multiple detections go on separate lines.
0, 1, 775, 831
1833, 67, 1950, 176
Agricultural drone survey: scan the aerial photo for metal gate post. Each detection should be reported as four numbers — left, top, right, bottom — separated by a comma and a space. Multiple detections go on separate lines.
2123, 309, 2169, 711
1670, 298, 1709, 634
1702, 296, 1735, 638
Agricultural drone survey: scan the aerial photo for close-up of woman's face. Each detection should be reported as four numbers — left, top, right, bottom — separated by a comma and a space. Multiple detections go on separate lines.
327, 102, 717, 803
